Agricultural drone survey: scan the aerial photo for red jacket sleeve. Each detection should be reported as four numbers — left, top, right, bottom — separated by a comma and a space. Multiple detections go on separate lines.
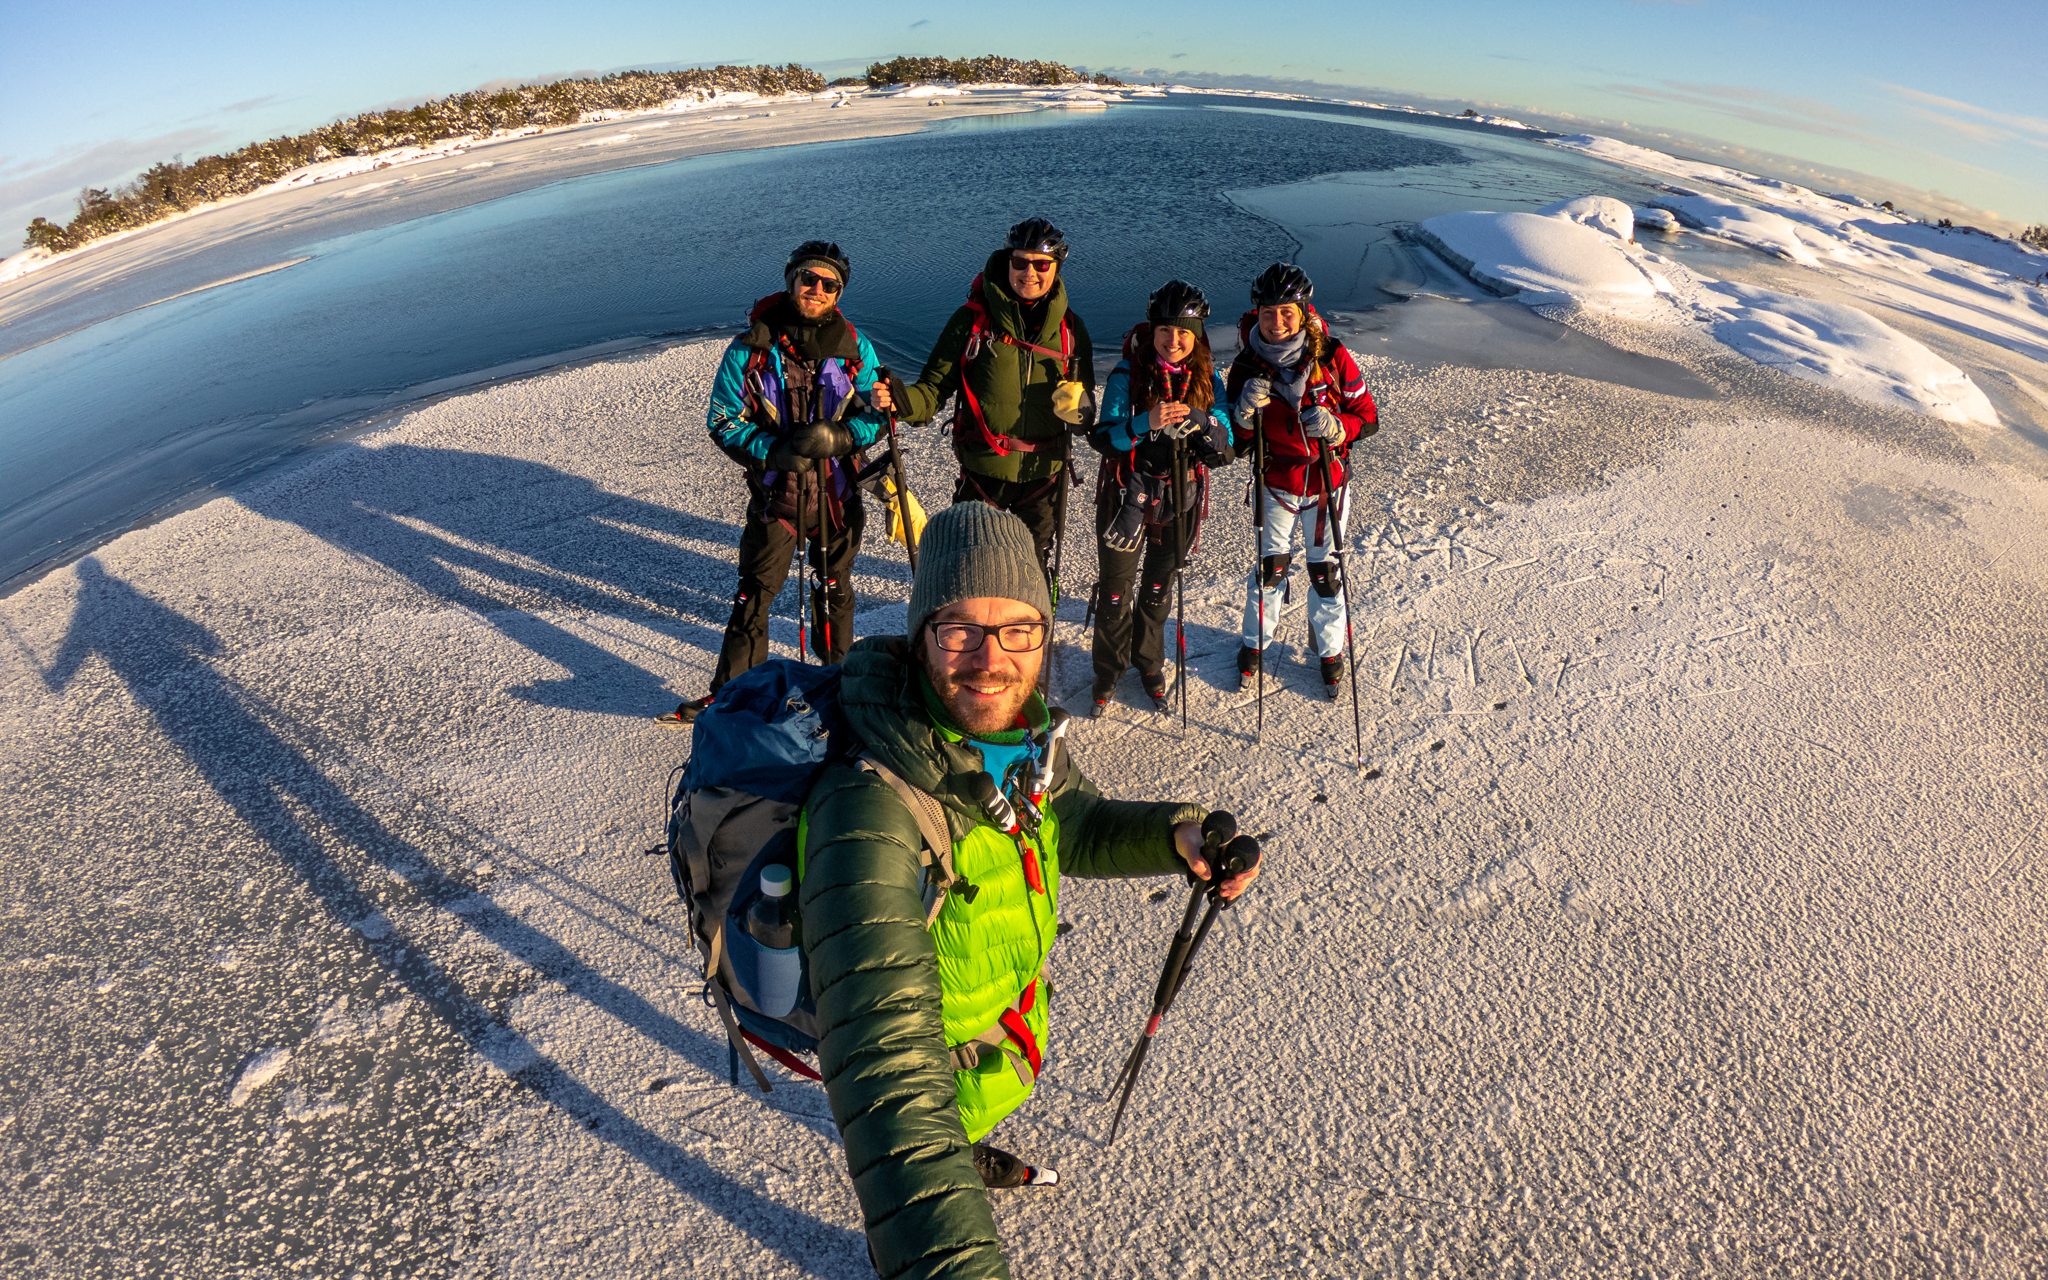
1328, 344, 1377, 446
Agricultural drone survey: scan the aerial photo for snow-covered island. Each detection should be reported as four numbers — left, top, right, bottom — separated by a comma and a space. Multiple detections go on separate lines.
3, 91, 2046, 1277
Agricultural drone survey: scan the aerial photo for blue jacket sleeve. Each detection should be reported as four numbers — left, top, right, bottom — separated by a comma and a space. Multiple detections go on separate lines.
1093, 361, 1150, 453
846, 332, 888, 449
706, 340, 770, 462
1200, 369, 1233, 456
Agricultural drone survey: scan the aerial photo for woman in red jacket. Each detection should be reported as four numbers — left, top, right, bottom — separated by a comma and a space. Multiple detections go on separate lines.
1224, 264, 1379, 700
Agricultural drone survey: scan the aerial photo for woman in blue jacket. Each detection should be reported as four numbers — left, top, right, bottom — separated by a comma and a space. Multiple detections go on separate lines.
1085, 281, 1235, 717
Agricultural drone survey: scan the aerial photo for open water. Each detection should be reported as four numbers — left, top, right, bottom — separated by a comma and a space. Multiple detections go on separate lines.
0, 98, 1680, 586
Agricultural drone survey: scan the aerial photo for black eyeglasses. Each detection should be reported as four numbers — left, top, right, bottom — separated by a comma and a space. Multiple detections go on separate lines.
929, 621, 1049, 653
1009, 256, 1058, 275
795, 269, 843, 294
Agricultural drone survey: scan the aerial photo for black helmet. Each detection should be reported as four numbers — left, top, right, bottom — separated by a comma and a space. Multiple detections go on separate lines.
1146, 280, 1210, 330
1005, 217, 1069, 263
785, 240, 851, 289
1250, 263, 1313, 307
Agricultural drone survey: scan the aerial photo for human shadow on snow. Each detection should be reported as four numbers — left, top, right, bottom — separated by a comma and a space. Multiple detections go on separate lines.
43, 558, 866, 1269
239, 443, 915, 716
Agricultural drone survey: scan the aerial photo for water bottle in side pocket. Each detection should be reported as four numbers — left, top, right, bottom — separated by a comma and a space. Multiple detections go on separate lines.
747, 865, 803, 1016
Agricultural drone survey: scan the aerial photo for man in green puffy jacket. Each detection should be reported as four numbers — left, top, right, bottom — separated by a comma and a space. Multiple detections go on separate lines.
883, 218, 1097, 576
799, 502, 1257, 1279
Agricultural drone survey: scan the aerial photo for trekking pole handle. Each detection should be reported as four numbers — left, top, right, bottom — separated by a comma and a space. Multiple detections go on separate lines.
1211, 834, 1261, 906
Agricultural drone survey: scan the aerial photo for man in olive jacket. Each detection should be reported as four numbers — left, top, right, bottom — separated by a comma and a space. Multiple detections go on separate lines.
884, 218, 1096, 575
798, 502, 1257, 1279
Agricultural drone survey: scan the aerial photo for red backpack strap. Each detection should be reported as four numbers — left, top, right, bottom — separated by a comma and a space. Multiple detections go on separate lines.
951, 294, 1061, 456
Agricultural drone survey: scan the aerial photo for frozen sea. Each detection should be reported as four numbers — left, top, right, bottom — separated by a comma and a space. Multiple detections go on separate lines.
0, 97, 1691, 588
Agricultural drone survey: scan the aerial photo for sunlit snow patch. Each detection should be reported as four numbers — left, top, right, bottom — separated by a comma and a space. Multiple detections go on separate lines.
229, 1047, 292, 1107
1693, 280, 1998, 424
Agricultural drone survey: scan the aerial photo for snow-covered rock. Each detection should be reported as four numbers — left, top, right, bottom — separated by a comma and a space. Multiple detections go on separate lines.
1415, 211, 1663, 307
1648, 193, 1822, 266
889, 83, 969, 99
1414, 197, 1999, 426
1634, 207, 1681, 233
1536, 195, 1635, 243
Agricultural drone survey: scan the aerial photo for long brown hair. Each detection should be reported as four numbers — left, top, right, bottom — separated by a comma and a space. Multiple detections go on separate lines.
1122, 322, 1215, 414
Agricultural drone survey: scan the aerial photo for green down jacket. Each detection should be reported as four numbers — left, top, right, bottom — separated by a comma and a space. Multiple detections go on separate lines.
799, 637, 1199, 1280
897, 249, 1096, 485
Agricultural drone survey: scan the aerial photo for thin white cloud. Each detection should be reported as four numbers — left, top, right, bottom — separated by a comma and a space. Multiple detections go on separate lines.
0, 127, 227, 239
1882, 83, 2048, 143
1601, 81, 1877, 144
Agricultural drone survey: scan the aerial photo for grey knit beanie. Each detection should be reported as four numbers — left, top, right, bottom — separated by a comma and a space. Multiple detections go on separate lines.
907, 502, 1051, 634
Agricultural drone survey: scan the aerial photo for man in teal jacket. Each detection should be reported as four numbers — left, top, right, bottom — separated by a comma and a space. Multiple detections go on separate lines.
661, 241, 893, 725
800, 502, 1259, 1278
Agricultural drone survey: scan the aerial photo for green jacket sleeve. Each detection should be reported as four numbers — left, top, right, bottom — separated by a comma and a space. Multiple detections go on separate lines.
800, 764, 1012, 1280
1049, 759, 1202, 880
899, 306, 977, 425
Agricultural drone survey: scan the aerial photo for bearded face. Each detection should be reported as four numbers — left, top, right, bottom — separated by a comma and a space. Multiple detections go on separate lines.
919, 598, 1047, 736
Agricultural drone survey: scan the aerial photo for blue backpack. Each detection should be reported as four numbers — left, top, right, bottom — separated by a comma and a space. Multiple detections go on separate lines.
666, 659, 956, 1092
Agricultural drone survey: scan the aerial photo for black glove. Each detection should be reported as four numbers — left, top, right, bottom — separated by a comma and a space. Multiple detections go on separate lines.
876, 371, 912, 418
1133, 436, 1176, 474
784, 420, 855, 459
1197, 442, 1236, 469
763, 447, 816, 474
1102, 497, 1147, 552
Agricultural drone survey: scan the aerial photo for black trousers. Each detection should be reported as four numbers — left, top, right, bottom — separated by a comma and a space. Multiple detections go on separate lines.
712, 483, 864, 690
952, 470, 1066, 576
1089, 493, 1194, 696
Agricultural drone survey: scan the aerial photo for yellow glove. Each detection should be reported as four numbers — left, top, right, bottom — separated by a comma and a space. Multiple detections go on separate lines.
884, 475, 928, 550
1051, 379, 1092, 426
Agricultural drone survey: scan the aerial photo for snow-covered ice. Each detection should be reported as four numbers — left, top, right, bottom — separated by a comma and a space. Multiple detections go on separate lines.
6, 304, 2045, 1272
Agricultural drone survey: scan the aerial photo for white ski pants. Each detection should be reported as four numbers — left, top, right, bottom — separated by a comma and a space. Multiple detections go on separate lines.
1240, 482, 1350, 659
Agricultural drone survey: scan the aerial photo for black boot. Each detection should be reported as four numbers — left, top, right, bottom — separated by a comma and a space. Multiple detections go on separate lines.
1141, 674, 1169, 713
972, 1141, 1058, 1188
1319, 655, 1344, 701
1235, 645, 1262, 692
656, 693, 715, 727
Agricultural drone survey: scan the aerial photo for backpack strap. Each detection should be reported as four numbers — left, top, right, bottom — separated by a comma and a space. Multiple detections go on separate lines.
704, 924, 775, 1092
951, 297, 1070, 457
858, 755, 974, 926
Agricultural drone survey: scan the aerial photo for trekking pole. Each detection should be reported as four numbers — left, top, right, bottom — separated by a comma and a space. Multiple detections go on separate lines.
1105, 811, 1261, 1145
1171, 431, 1189, 735
878, 369, 919, 575
1042, 435, 1073, 699
1315, 441, 1365, 766
1251, 417, 1267, 742
806, 464, 823, 659
794, 465, 810, 664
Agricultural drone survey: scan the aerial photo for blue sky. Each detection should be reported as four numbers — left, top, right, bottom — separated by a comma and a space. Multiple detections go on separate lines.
3, 0, 2044, 244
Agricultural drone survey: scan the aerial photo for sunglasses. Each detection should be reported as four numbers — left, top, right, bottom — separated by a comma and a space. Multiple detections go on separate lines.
795, 269, 843, 295
1009, 255, 1058, 275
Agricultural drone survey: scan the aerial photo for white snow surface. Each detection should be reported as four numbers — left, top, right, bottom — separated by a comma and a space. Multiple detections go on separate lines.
7, 322, 2047, 1274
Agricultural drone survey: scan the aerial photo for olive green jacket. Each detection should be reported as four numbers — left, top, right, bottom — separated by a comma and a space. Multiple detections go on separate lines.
897, 249, 1096, 484
799, 637, 1198, 1279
